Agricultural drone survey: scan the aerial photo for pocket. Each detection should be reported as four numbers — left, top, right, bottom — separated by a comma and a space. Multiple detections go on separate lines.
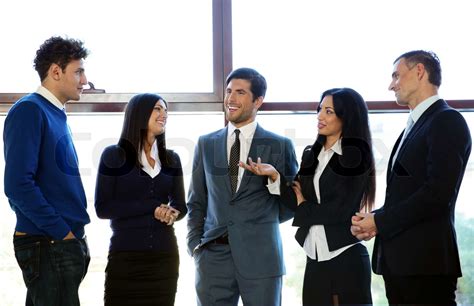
51, 238, 89, 281
193, 246, 207, 265
14, 241, 41, 285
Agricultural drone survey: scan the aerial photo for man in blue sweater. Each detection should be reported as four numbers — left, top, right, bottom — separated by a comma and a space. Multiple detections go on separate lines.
3, 36, 91, 306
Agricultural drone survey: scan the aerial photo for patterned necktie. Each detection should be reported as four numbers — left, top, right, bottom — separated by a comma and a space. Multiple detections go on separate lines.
391, 115, 414, 169
229, 129, 241, 193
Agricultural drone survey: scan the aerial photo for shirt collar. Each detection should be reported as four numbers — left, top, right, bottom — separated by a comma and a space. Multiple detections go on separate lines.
227, 121, 258, 139
323, 138, 342, 156
411, 95, 439, 123
140, 139, 159, 166
36, 86, 65, 111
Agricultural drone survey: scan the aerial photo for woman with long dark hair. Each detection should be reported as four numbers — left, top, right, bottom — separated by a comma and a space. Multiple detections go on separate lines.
95, 93, 187, 306
241, 87, 375, 305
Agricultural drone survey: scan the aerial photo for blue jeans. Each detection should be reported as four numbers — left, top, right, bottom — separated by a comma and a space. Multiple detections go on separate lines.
13, 235, 90, 306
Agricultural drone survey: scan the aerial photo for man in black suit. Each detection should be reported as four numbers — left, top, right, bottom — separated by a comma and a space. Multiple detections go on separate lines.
351, 50, 471, 305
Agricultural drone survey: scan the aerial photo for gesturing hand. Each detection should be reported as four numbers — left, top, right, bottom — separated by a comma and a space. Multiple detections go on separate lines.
239, 157, 279, 182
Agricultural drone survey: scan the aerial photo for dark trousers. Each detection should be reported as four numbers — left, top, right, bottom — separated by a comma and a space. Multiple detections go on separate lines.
104, 251, 179, 306
303, 243, 372, 306
13, 235, 90, 306
194, 243, 282, 306
383, 273, 457, 305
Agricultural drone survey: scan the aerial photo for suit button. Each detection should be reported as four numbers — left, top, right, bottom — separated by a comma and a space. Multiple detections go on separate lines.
228, 221, 234, 226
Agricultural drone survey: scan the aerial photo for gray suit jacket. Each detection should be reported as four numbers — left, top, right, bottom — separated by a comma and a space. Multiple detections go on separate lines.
186, 123, 298, 279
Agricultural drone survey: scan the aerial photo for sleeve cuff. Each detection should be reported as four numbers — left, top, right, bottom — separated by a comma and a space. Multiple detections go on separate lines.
267, 173, 281, 195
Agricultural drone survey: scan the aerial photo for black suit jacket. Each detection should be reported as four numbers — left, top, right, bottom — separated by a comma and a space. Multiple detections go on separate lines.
282, 138, 373, 252
373, 99, 472, 276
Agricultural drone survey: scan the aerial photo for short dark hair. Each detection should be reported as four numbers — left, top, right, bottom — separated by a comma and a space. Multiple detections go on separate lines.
118, 93, 172, 168
34, 36, 89, 82
395, 50, 442, 87
317, 87, 376, 211
226, 67, 267, 100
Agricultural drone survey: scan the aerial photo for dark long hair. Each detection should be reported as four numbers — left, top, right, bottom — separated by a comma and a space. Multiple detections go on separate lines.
303, 88, 376, 211
118, 93, 172, 168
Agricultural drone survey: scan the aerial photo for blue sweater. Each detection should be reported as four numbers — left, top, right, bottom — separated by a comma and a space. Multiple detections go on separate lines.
3, 93, 90, 240
95, 145, 187, 252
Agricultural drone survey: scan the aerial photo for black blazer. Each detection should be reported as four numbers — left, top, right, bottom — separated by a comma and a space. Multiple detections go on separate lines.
373, 100, 472, 276
282, 138, 373, 252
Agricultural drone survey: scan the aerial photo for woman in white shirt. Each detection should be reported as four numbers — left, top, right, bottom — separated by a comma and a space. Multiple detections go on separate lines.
242, 87, 375, 305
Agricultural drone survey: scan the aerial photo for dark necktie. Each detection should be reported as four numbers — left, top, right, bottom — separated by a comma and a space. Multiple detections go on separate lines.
229, 129, 241, 193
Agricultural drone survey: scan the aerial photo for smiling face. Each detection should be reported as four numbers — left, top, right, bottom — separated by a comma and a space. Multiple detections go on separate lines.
389, 58, 421, 109
147, 99, 168, 138
317, 95, 343, 144
224, 78, 263, 128
51, 59, 88, 104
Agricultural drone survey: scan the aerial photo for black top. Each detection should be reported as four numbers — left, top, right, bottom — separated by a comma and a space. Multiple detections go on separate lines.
95, 145, 187, 252
281, 138, 372, 252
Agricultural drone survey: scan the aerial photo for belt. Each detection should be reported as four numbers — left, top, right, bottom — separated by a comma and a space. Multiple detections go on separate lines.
210, 234, 229, 245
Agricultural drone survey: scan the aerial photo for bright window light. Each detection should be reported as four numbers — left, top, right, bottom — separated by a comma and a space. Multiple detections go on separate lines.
232, 0, 474, 101
0, 0, 213, 93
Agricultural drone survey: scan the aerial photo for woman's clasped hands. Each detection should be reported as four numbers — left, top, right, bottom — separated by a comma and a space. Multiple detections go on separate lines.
154, 204, 180, 225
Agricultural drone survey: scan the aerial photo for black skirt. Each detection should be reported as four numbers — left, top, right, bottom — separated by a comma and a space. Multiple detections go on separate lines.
302, 243, 372, 305
104, 251, 179, 306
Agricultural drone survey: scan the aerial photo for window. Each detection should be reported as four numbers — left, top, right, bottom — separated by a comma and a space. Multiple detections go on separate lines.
232, 0, 474, 102
0, 0, 213, 94
1, 0, 473, 304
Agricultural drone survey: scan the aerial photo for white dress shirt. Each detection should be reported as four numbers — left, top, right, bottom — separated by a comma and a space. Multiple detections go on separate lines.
391, 95, 440, 169
140, 140, 161, 178
227, 122, 280, 194
411, 94, 439, 123
303, 139, 359, 261
36, 86, 65, 111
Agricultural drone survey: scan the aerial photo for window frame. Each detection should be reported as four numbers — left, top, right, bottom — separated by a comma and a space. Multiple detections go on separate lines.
1, 0, 473, 113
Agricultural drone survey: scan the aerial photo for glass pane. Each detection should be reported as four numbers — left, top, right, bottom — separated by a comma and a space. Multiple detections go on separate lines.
232, 0, 474, 101
0, 0, 213, 93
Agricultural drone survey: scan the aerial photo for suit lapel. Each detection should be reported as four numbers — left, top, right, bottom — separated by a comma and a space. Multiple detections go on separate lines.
213, 127, 233, 194
387, 132, 403, 181
299, 145, 321, 203
247, 124, 269, 160
404, 99, 444, 141
387, 99, 446, 182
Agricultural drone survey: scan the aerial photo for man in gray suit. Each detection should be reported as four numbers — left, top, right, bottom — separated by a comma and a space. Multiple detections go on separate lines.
187, 67, 298, 306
